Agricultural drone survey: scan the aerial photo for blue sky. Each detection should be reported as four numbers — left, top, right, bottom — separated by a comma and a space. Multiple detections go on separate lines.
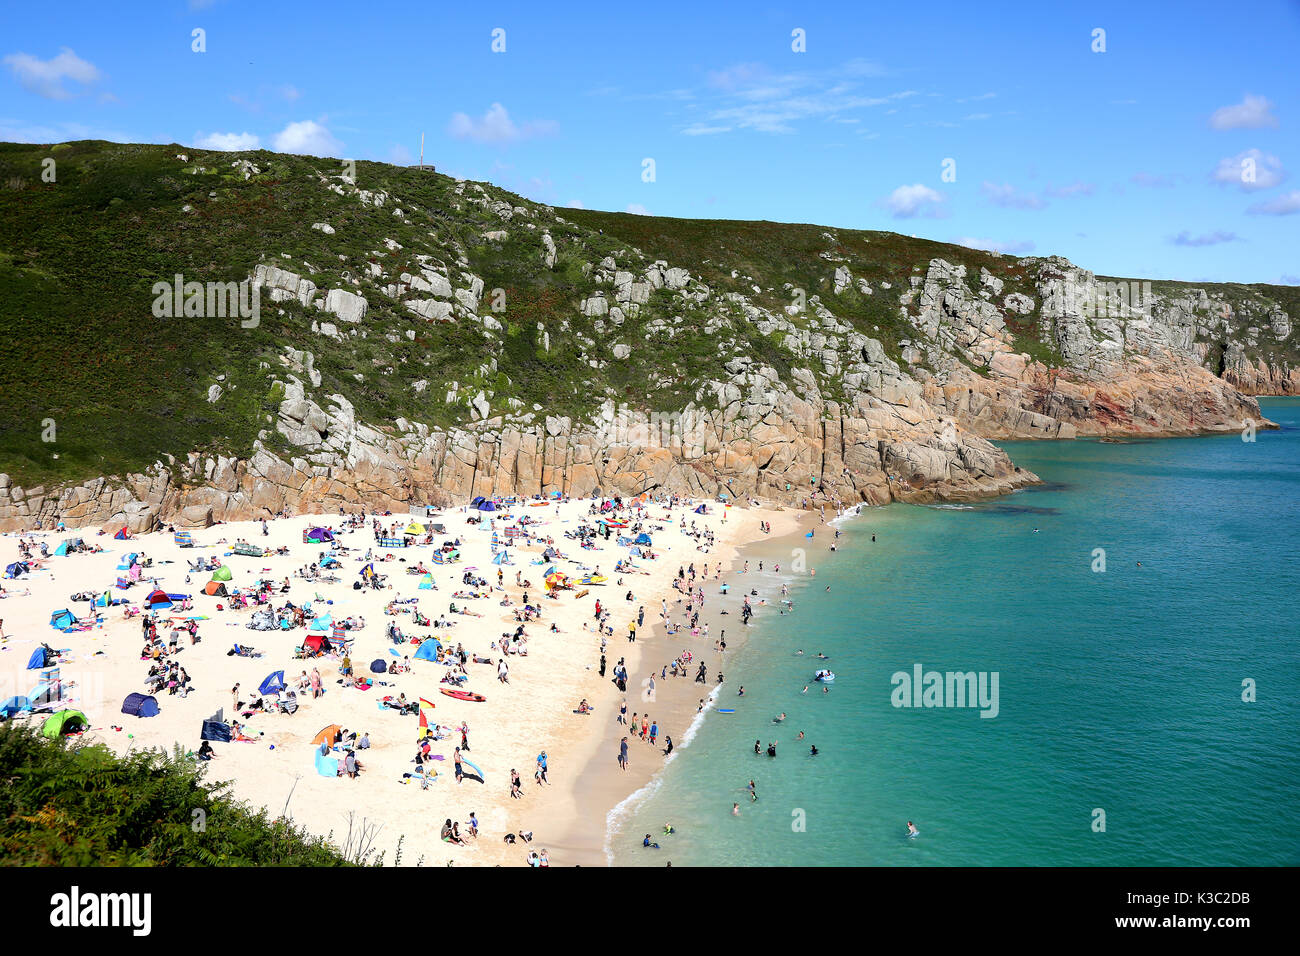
3, 0, 1297, 283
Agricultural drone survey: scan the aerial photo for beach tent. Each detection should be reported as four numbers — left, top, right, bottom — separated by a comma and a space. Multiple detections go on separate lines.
476, 500, 497, 512
113, 527, 131, 540
431, 523, 446, 534
311, 723, 343, 747
418, 573, 434, 590
48, 609, 76, 633
121, 692, 160, 718
377, 537, 407, 549
258, 671, 287, 696
210, 565, 233, 582
492, 550, 512, 565
28, 645, 54, 669
200, 719, 232, 742
53, 541, 71, 557
174, 531, 194, 547
41, 709, 87, 739
635, 533, 653, 545
4, 561, 27, 579
693, 504, 707, 514
404, 521, 425, 535
304, 527, 335, 543
117, 552, 138, 570
430, 551, 446, 565
413, 638, 442, 662
369, 659, 387, 673
309, 614, 333, 632
203, 581, 228, 596
144, 589, 173, 609
302, 634, 332, 656
0, 696, 31, 719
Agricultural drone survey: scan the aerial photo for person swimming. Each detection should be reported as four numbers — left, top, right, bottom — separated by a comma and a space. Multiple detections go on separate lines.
643, 833, 661, 849
732, 803, 740, 815
809, 745, 819, 756
747, 779, 757, 801
907, 821, 919, 837
773, 712, 786, 723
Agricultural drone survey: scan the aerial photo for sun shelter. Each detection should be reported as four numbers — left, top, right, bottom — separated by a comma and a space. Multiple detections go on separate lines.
113, 527, 131, 540
121, 692, 160, 718
369, 659, 387, 673
210, 565, 233, 583
418, 573, 434, 590
117, 552, 138, 570
404, 521, 425, 536
4, 561, 27, 578
174, 531, 195, 547
694, 504, 707, 514
204, 580, 228, 596
492, 550, 512, 565
309, 614, 333, 632
378, 536, 407, 549
304, 527, 335, 544
311, 723, 343, 747
635, 532, 653, 545
41, 709, 87, 739
258, 671, 287, 696
48, 609, 76, 632
144, 589, 173, 609
413, 638, 442, 662
302, 634, 332, 656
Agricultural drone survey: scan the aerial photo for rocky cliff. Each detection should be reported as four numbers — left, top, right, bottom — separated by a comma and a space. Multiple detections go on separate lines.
0, 141, 1290, 531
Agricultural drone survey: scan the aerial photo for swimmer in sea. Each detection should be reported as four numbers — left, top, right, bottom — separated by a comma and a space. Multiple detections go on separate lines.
774, 712, 786, 723
907, 821, 919, 837
809, 745, 818, 756
747, 779, 757, 801
754, 739, 761, 755
801, 685, 809, 694
817, 652, 828, 660
796, 649, 804, 655
797, 730, 804, 740
732, 803, 740, 816
822, 685, 829, 694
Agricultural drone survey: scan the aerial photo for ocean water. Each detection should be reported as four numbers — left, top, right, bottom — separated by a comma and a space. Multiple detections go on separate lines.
612, 398, 1300, 866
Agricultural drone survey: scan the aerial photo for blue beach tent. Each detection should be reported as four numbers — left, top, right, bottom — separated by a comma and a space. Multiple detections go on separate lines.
121, 692, 160, 718
413, 638, 442, 662
258, 671, 287, 696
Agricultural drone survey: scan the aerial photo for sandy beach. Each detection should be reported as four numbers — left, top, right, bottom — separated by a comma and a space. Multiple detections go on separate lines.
0, 494, 810, 866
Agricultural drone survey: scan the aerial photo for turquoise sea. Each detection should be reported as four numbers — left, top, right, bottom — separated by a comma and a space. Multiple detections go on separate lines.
611, 398, 1300, 866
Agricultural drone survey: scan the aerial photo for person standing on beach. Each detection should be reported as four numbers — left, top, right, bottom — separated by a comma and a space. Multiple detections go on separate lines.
454, 747, 464, 785
599, 653, 607, 677
619, 737, 629, 771
618, 700, 627, 724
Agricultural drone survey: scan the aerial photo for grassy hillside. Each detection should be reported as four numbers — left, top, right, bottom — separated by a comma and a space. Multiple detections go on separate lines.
1, 140, 1295, 492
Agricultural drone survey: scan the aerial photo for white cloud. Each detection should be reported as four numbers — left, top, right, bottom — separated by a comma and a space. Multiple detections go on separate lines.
195, 131, 260, 151
879, 184, 947, 219
1280, 274, 1300, 285
1170, 230, 1239, 247
981, 181, 1046, 210
1209, 94, 1278, 131
3, 47, 101, 100
1211, 149, 1285, 191
271, 120, 342, 157
1246, 190, 1300, 216
566, 199, 585, 209
955, 236, 1035, 255
447, 103, 558, 145
625, 203, 650, 215
681, 124, 731, 136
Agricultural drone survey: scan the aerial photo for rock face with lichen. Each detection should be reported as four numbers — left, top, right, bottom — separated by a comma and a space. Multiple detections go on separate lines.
0, 142, 1290, 531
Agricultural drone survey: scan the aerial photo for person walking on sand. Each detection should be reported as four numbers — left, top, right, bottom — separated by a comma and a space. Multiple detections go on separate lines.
454, 746, 464, 785
310, 668, 322, 699
619, 736, 629, 771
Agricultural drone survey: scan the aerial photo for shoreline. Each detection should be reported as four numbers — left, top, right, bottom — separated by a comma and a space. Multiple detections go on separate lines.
550, 506, 826, 866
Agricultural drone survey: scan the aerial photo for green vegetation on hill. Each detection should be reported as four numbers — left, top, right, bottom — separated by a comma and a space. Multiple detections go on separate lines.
0, 724, 350, 866
0, 140, 1294, 494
